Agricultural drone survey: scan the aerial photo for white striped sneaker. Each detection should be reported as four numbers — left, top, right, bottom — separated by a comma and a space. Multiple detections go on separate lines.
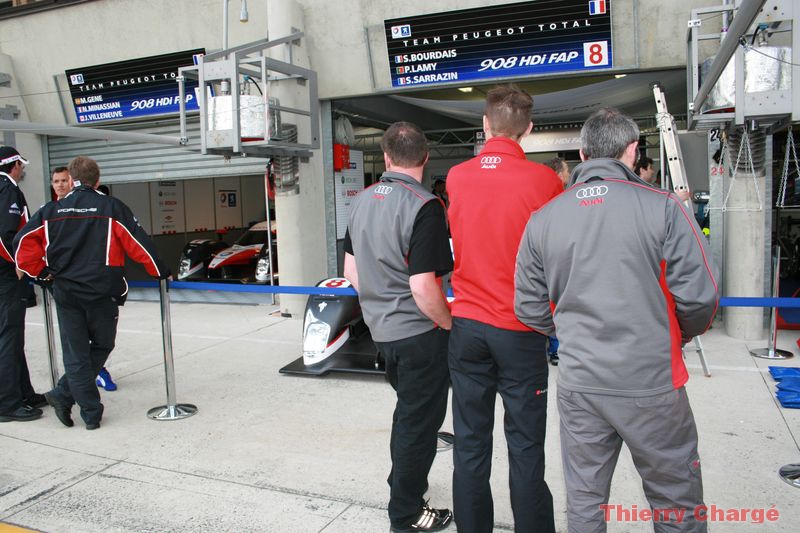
391, 503, 453, 532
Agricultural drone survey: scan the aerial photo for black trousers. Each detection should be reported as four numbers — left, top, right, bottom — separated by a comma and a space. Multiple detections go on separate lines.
0, 278, 37, 414
50, 285, 119, 425
448, 317, 554, 533
375, 327, 450, 529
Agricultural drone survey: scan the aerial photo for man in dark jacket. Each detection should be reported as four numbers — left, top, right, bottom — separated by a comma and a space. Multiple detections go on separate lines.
14, 156, 169, 430
0, 146, 46, 423
515, 108, 719, 533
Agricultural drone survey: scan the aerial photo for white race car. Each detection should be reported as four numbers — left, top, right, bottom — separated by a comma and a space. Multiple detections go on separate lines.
177, 221, 277, 283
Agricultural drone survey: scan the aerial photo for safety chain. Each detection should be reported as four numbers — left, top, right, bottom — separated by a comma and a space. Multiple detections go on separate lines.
720, 129, 763, 212
776, 127, 799, 208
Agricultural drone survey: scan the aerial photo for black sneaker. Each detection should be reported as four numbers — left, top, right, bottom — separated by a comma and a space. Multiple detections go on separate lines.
44, 392, 74, 428
391, 503, 453, 532
25, 393, 48, 409
548, 353, 559, 366
0, 405, 43, 422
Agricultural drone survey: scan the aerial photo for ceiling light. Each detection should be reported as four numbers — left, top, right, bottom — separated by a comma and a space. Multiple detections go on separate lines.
458, 87, 473, 93
240, 0, 249, 22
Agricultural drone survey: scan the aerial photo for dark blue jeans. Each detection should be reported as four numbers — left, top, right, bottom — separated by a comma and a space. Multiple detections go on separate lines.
0, 278, 35, 413
50, 285, 119, 425
375, 327, 450, 529
448, 317, 554, 533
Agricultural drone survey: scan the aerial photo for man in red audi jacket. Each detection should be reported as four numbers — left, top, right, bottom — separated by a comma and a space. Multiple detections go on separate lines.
14, 156, 169, 430
445, 85, 562, 533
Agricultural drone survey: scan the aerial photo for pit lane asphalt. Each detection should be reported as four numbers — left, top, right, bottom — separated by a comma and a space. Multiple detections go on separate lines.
1, 300, 798, 532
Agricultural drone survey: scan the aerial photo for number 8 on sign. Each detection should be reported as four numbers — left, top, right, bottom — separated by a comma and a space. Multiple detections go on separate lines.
583, 41, 609, 67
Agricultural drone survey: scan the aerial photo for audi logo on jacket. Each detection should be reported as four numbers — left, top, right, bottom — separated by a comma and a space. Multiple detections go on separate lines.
13, 185, 169, 301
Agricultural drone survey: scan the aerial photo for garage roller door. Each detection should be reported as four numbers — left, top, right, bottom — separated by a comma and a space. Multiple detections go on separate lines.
46, 118, 269, 183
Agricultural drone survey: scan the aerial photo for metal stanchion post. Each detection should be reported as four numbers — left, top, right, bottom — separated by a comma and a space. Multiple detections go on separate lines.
437, 431, 454, 453
693, 337, 711, 377
39, 284, 60, 388
779, 463, 800, 488
147, 279, 198, 420
750, 246, 794, 359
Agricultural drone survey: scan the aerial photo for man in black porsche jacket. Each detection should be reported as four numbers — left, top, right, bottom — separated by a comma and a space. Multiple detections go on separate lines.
14, 156, 169, 430
0, 146, 46, 423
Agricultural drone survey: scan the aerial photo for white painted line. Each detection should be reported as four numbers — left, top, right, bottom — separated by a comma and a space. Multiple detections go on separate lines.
26, 322, 298, 346
685, 363, 770, 373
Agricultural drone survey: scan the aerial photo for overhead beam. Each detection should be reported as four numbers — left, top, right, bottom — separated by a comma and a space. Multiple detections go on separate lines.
335, 95, 475, 131
0, 119, 185, 146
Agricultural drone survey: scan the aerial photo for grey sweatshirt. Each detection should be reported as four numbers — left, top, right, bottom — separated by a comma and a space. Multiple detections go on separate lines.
514, 158, 719, 396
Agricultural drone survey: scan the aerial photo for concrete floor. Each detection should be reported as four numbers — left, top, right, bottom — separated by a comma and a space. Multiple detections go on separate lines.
1, 299, 799, 532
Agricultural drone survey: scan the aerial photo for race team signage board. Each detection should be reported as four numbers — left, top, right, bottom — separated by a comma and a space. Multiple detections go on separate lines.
150, 181, 186, 235
384, 0, 613, 88
214, 177, 243, 230
65, 49, 204, 124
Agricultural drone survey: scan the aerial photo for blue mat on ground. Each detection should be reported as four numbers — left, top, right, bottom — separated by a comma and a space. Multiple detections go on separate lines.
769, 366, 800, 381
769, 367, 800, 408
776, 391, 800, 408
776, 378, 800, 393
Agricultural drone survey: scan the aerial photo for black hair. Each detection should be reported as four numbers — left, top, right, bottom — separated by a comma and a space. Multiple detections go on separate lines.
634, 156, 654, 176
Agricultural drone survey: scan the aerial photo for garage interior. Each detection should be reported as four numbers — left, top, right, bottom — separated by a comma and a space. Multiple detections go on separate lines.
334, 68, 689, 181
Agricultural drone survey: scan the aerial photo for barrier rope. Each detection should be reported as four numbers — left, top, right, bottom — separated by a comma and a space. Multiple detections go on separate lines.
720, 297, 800, 308
127, 281, 800, 308
128, 280, 358, 296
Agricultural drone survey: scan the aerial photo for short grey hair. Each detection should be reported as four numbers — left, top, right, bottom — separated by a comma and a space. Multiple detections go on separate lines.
580, 108, 640, 160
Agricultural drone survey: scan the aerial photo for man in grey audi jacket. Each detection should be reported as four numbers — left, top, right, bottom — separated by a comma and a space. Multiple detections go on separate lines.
514, 108, 719, 533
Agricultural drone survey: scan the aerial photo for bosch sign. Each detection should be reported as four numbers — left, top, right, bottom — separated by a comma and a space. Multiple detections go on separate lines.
384, 0, 613, 88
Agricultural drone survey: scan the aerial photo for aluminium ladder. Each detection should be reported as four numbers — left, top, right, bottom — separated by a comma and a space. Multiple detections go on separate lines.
653, 83, 712, 377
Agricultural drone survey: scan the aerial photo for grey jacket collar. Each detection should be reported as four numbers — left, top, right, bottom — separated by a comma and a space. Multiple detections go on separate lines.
569, 158, 650, 187
380, 170, 426, 191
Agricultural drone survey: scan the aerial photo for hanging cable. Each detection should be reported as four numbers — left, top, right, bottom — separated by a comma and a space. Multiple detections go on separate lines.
739, 38, 800, 67
242, 75, 263, 95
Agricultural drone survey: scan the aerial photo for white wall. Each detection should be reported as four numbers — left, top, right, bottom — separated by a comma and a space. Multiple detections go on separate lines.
110, 175, 267, 236
0, 53, 45, 210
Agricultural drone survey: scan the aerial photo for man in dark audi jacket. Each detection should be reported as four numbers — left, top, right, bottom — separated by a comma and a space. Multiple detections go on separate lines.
14, 156, 169, 430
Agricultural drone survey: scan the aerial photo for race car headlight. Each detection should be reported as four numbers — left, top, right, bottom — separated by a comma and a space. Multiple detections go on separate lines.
255, 256, 270, 281
178, 258, 191, 279
303, 321, 330, 359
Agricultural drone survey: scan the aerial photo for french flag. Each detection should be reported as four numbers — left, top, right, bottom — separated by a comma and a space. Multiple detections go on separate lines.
589, 0, 606, 15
